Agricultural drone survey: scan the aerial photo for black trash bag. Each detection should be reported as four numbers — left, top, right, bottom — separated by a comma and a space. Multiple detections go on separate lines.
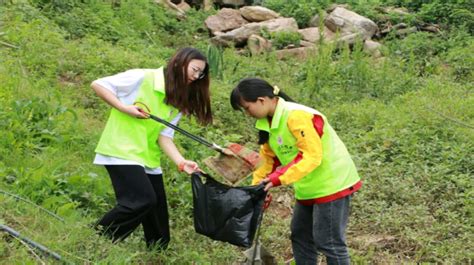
191, 172, 266, 248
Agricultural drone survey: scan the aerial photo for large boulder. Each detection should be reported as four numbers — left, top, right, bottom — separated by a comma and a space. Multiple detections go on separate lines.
325, 7, 378, 39
240, 6, 280, 22
205, 8, 248, 35
211, 17, 298, 47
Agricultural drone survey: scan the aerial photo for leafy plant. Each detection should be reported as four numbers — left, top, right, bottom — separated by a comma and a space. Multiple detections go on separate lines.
262, 0, 328, 28
261, 28, 302, 49
206, 44, 224, 80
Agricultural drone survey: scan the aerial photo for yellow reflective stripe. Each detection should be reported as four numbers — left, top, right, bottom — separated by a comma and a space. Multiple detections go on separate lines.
251, 143, 276, 185
279, 110, 323, 185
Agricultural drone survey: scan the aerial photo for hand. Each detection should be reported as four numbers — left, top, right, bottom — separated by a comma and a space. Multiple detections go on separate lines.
121, 105, 149, 119
179, 160, 201, 175
260, 177, 274, 192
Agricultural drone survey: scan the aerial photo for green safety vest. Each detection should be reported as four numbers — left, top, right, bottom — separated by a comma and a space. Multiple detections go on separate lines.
95, 68, 178, 168
256, 98, 360, 200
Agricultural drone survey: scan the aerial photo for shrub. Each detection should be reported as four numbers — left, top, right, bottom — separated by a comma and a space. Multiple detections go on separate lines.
262, 0, 328, 28
260, 28, 302, 49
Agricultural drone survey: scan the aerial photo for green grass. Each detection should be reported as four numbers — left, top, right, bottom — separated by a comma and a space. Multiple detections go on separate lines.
0, 1, 473, 263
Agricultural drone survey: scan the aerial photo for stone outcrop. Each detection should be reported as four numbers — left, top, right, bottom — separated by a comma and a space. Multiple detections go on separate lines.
206, 5, 379, 50
202, 5, 412, 60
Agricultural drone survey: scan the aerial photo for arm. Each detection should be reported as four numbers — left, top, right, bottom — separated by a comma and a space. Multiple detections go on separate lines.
266, 110, 323, 188
252, 143, 278, 185
158, 135, 198, 174
91, 81, 147, 118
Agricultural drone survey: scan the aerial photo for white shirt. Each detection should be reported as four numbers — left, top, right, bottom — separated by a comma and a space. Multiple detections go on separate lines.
93, 69, 181, 174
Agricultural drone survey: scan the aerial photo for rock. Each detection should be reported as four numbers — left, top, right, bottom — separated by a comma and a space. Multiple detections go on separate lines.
395, 26, 417, 37
322, 27, 337, 41
393, 23, 408, 30
335, 32, 363, 47
325, 7, 378, 40
420, 24, 440, 33
275, 46, 317, 60
298, 26, 335, 43
203, 0, 213, 11
154, 0, 186, 19
298, 27, 320, 43
364, 39, 383, 58
309, 11, 328, 27
240, 6, 280, 22
211, 17, 299, 47
176, 1, 191, 12
247, 34, 272, 56
205, 8, 248, 35
300, 40, 315, 47
326, 15, 346, 32
284, 44, 297, 49
380, 23, 408, 35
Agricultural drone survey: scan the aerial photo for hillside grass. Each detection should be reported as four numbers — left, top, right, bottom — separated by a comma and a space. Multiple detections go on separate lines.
0, 1, 472, 263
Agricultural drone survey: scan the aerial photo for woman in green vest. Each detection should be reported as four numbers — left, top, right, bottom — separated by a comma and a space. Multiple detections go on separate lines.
230, 78, 361, 265
91, 47, 212, 250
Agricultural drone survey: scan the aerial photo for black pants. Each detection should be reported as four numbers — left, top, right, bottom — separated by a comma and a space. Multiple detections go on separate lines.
96, 165, 170, 249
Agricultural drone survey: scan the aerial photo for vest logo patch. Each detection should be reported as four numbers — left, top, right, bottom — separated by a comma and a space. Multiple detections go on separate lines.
277, 136, 283, 145
279, 145, 295, 155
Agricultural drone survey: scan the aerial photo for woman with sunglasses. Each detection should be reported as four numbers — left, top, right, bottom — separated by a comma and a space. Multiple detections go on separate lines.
91, 47, 211, 250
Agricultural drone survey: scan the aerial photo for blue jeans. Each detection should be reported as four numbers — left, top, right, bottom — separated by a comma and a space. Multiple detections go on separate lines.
291, 196, 351, 265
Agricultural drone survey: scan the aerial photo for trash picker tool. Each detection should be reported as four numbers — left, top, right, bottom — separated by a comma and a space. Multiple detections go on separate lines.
136, 105, 261, 184
243, 193, 276, 265
147, 113, 228, 155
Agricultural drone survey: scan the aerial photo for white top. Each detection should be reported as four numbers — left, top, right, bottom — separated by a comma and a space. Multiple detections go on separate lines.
93, 69, 181, 174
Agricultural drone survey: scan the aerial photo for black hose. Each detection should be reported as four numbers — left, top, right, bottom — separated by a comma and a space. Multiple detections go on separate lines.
0, 224, 62, 261
0, 189, 64, 222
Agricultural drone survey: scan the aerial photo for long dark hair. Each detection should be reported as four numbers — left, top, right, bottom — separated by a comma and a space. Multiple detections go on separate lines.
230, 78, 294, 144
164, 47, 212, 125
